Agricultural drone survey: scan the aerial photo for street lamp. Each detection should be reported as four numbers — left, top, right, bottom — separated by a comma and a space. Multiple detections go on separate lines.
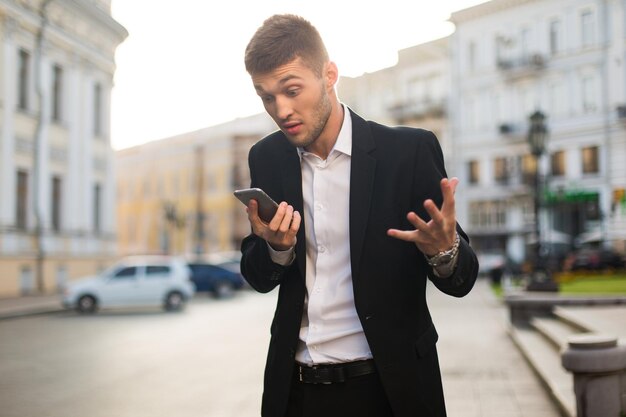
526, 110, 558, 291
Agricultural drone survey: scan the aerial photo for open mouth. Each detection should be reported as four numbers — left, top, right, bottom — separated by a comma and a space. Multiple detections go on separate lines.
283, 122, 302, 135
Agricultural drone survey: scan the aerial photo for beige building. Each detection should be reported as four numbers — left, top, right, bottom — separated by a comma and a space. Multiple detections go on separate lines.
339, 37, 451, 157
0, 0, 127, 297
116, 113, 275, 258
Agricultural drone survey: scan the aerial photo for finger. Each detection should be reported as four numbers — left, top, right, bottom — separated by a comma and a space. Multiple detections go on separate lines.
387, 228, 418, 242
449, 177, 459, 192
423, 200, 445, 225
268, 202, 288, 230
247, 200, 266, 235
278, 205, 294, 233
387, 228, 434, 247
441, 178, 457, 218
406, 212, 431, 233
289, 211, 302, 236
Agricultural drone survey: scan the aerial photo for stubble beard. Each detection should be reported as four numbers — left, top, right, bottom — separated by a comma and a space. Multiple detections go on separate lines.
286, 86, 332, 150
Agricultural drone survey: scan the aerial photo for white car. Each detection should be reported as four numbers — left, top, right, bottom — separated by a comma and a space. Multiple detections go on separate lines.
62, 256, 195, 313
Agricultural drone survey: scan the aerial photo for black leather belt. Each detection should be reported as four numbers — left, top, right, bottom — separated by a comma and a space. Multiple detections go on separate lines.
295, 359, 377, 384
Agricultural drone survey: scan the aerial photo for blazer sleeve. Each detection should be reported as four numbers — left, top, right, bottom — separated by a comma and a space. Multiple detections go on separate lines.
239, 143, 290, 294
417, 131, 479, 297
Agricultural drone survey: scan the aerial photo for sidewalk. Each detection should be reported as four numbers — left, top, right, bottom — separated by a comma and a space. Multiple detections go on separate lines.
428, 279, 561, 417
0, 293, 64, 319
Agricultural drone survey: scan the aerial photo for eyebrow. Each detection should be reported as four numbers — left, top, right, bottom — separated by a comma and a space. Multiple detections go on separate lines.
254, 74, 302, 93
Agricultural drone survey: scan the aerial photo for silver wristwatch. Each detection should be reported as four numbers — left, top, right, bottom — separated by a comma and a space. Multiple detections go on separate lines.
425, 233, 460, 268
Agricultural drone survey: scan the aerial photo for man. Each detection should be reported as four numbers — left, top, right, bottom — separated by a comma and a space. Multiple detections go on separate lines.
240, 14, 478, 417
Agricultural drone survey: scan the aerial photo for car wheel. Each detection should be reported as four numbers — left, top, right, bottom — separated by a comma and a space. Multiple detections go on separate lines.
77, 295, 97, 314
213, 281, 235, 299
164, 291, 185, 311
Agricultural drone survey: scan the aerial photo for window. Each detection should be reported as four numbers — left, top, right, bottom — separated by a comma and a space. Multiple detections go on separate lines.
581, 10, 595, 47
16, 170, 28, 229
18, 49, 30, 110
494, 157, 509, 184
549, 19, 562, 55
468, 160, 480, 184
146, 266, 170, 276
521, 154, 537, 185
94, 183, 102, 233
551, 151, 566, 176
112, 267, 137, 279
93, 83, 102, 136
51, 176, 62, 232
52, 65, 63, 122
582, 146, 599, 174
520, 28, 530, 58
582, 76, 598, 113
549, 81, 567, 117
468, 41, 476, 71
469, 201, 507, 228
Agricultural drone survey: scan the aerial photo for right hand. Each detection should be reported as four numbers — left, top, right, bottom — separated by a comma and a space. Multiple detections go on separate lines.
247, 200, 301, 251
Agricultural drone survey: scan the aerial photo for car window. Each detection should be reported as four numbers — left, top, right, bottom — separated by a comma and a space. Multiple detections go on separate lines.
146, 265, 170, 277
112, 266, 137, 279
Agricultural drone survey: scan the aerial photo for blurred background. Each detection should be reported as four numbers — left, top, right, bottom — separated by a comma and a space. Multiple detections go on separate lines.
1, 0, 625, 416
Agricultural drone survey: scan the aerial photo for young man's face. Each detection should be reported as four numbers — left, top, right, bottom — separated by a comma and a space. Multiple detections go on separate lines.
251, 58, 333, 150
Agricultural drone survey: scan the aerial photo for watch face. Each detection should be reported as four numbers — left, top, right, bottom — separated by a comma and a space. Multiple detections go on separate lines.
438, 254, 453, 264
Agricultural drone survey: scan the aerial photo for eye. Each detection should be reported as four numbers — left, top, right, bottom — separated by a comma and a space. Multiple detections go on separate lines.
286, 88, 299, 97
262, 95, 274, 104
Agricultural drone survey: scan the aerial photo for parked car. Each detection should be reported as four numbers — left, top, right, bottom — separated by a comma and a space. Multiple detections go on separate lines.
477, 252, 506, 277
62, 256, 195, 313
187, 262, 245, 298
563, 248, 625, 271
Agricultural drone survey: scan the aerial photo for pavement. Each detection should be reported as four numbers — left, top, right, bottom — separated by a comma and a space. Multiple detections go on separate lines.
427, 279, 562, 417
0, 279, 566, 417
0, 292, 65, 319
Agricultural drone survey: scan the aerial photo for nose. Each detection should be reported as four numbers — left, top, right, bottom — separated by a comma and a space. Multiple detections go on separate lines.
275, 95, 293, 121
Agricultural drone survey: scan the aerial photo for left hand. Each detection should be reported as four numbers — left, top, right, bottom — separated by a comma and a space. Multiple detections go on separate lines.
387, 177, 459, 256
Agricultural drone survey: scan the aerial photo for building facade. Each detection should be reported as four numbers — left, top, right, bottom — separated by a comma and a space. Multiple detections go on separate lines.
0, 0, 127, 296
450, 0, 626, 262
339, 37, 452, 158
116, 113, 275, 258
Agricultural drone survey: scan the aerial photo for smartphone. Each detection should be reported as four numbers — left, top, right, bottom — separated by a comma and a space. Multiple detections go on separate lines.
234, 188, 279, 223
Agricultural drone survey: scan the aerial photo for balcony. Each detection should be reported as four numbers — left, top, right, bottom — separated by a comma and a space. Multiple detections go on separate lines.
497, 53, 546, 80
388, 98, 446, 124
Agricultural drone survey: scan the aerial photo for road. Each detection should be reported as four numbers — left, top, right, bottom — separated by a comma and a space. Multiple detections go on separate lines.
0, 290, 277, 417
0, 280, 560, 417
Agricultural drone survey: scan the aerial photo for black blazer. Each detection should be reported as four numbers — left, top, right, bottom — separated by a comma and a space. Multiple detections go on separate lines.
241, 109, 478, 417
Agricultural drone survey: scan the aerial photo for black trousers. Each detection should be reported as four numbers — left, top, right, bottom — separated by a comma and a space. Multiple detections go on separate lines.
284, 369, 394, 417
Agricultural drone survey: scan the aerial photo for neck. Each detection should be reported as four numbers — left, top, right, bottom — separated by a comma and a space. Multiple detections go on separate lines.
304, 99, 344, 160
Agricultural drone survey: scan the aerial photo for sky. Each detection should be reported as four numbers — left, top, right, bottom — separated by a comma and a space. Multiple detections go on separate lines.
110, 0, 488, 150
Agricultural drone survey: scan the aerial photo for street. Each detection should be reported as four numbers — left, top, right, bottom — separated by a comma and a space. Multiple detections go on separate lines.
0, 281, 560, 417
0, 290, 277, 417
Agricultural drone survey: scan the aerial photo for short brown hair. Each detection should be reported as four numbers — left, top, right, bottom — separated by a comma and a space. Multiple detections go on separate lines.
245, 14, 329, 76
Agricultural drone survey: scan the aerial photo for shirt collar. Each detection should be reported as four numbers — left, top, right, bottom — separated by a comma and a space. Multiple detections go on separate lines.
297, 104, 352, 159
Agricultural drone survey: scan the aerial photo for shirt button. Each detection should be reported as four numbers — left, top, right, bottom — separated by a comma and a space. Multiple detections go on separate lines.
314, 203, 322, 211
318, 245, 325, 253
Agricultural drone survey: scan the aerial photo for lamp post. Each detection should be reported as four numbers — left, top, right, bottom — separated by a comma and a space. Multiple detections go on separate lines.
526, 110, 558, 291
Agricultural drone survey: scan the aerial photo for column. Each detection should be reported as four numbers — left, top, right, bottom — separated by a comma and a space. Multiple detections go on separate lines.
1, 18, 17, 228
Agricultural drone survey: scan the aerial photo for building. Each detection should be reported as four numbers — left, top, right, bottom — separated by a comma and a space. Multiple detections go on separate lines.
339, 37, 452, 158
116, 113, 275, 258
0, 0, 127, 297
450, 0, 626, 262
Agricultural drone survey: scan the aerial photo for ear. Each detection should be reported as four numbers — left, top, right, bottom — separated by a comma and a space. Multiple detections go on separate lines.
325, 61, 339, 89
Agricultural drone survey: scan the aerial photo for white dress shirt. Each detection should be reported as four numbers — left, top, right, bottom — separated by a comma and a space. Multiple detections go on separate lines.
269, 105, 372, 365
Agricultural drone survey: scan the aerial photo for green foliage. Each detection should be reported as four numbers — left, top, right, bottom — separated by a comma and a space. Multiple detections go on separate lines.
559, 276, 626, 294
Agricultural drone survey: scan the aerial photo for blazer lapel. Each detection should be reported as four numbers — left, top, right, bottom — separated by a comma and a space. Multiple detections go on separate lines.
349, 110, 376, 282
280, 142, 306, 279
